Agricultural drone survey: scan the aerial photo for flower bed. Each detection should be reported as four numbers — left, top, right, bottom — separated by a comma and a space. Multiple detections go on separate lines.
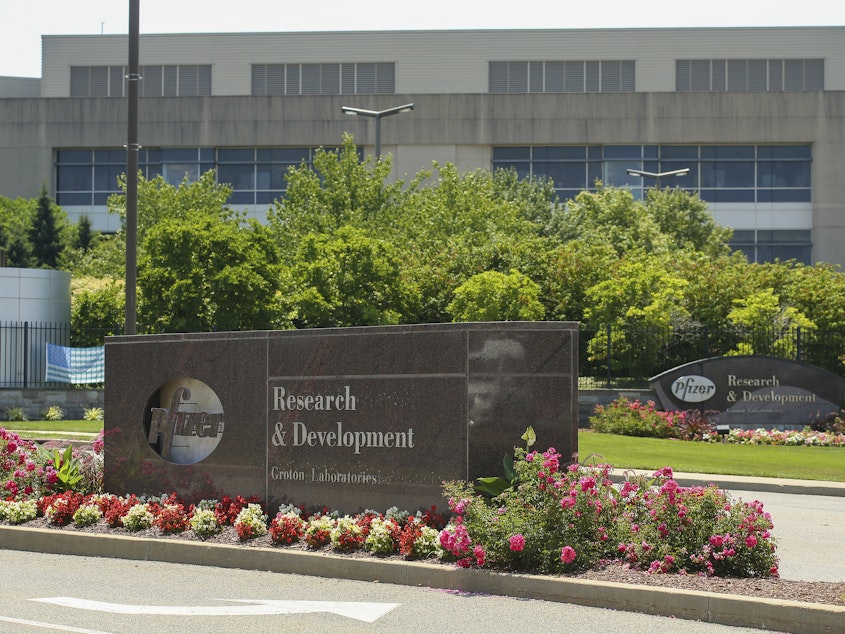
2, 423, 780, 580
590, 397, 845, 446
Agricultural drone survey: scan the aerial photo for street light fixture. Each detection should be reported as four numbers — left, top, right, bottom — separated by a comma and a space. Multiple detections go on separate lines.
626, 167, 690, 189
341, 103, 414, 158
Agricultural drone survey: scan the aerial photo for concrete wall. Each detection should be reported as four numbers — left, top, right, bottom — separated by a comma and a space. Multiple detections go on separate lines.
1, 91, 843, 265
40, 27, 845, 97
0, 388, 103, 421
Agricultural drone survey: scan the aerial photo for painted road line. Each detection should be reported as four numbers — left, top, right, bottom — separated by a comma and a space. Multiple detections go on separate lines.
32, 597, 400, 623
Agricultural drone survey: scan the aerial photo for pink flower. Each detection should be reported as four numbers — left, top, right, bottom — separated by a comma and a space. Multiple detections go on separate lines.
709, 534, 724, 547
509, 534, 525, 552
473, 544, 486, 566
560, 546, 576, 564
745, 535, 758, 548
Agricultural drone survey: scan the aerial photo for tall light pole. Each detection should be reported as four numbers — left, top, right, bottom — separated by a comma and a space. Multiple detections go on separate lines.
125, 0, 140, 335
626, 167, 690, 190
341, 103, 414, 158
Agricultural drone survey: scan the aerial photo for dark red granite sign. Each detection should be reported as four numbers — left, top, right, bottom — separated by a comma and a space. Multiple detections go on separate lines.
650, 355, 845, 429
104, 322, 578, 513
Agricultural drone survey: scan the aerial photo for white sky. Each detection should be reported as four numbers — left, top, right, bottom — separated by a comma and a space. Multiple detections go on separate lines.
1, 0, 843, 78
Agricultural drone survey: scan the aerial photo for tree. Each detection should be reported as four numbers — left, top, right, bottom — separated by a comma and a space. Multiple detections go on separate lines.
139, 208, 283, 333
726, 288, 816, 358
71, 276, 125, 346
287, 226, 415, 328
448, 270, 545, 322
28, 186, 69, 268
643, 188, 732, 258
0, 195, 34, 267
267, 134, 417, 262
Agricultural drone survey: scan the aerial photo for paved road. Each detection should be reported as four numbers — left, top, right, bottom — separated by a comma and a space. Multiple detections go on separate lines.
0, 550, 769, 634
726, 488, 845, 582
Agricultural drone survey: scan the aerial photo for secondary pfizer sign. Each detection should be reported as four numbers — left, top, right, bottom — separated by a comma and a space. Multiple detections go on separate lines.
671, 375, 716, 403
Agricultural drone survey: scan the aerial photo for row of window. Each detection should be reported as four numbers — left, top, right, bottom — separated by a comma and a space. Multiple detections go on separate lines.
55, 147, 337, 206
675, 59, 824, 92
68, 57, 826, 98
489, 61, 635, 93
70, 65, 212, 97
55, 144, 813, 264
492, 145, 812, 204
251, 63, 395, 96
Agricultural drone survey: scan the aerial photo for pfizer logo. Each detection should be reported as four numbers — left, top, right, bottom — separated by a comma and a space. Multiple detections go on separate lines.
144, 378, 224, 464
671, 375, 716, 403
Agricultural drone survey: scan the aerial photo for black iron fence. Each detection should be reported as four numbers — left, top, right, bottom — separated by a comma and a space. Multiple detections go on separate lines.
579, 324, 845, 389
3, 321, 844, 389
0, 321, 117, 388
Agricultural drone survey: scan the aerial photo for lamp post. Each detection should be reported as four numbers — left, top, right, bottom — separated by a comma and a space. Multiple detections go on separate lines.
626, 167, 690, 190
341, 103, 414, 158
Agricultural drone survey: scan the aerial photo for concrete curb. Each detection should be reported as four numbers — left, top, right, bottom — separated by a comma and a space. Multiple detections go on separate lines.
2, 525, 843, 634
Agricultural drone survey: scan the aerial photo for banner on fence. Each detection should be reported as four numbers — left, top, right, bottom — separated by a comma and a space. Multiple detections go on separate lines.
45, 343, 105, 383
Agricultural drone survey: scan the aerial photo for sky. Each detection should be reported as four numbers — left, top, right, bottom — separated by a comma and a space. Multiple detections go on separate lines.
1, 0, 844, 78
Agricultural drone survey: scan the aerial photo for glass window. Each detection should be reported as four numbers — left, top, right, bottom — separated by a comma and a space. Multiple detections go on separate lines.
603, 146, 642, 159
675, 60, 690, 92
700, 161, 755, 188
489, 62, 508, 93
57, 149, 92, 164
509, 62, 528, 93
218, 148, 255, 163
690, 60, 711, 92
727, 60, 747, 91
545, 62, 564, 92
585, 61, 600, 92
601, 61, 621, 93
142, 65, 163, 97
564, 62, 583, 92
805, 59, 824, 90
94, 165, 124, 191
375, 63, 395, 94
493, 147, 530, 161
757, 161, 811, 188
163, 66, 178, 96
70, 67, 89, 97
301, 64, 320, 95
57, 165, 91, 191
552, 163, 588, 188
529, 62, 544, 93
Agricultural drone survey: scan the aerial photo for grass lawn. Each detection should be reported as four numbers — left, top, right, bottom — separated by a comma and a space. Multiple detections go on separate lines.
578, 430, 845, 482
2, 420, 102, 441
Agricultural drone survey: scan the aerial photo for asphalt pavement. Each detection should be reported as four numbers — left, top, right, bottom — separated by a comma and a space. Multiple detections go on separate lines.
1, 470, 844, 633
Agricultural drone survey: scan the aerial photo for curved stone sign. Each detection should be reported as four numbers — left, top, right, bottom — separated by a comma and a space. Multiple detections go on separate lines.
650, 355, 845, 430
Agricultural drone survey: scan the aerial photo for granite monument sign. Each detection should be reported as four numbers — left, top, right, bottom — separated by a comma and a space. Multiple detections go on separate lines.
104, 322, 578, 513
650, 355, 845, 429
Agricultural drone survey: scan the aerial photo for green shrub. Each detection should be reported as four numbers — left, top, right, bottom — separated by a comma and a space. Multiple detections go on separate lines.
42, 405, 64, 421
590, 397, 685, 438
4, 407, 27, 422
448, 269, 545, 322
83, 407, 104, 421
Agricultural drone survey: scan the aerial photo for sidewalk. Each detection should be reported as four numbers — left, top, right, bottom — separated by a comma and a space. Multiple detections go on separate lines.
610, 468, 845, 497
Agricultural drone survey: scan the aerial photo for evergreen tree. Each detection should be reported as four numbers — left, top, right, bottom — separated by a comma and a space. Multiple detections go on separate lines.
28, 186, 68, 269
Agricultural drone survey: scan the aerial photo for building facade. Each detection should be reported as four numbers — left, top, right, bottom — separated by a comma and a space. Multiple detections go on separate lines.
0, 27, 843, 265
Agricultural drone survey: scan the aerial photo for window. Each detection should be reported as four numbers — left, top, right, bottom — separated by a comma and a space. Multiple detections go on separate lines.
492, 144, 813, 262
251, 63, 395, 96
489, 61, 635, 93
56, 146, 349, 210
676, 59, 824, 92
730, 230, 812, 264
70, 65, 212, 97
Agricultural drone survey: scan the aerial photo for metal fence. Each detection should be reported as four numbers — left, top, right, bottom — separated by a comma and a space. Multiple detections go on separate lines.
3, 321, 844, 389
0, 322, 116, 388
579, 324, 845, 389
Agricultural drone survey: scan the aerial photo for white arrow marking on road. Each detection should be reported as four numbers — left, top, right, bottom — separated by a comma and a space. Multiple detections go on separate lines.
32, 597, 400, 623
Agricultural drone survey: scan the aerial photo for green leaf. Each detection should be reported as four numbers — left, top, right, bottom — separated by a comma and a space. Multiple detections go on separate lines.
473, 476, 512, 498
503, 453, 517, 483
